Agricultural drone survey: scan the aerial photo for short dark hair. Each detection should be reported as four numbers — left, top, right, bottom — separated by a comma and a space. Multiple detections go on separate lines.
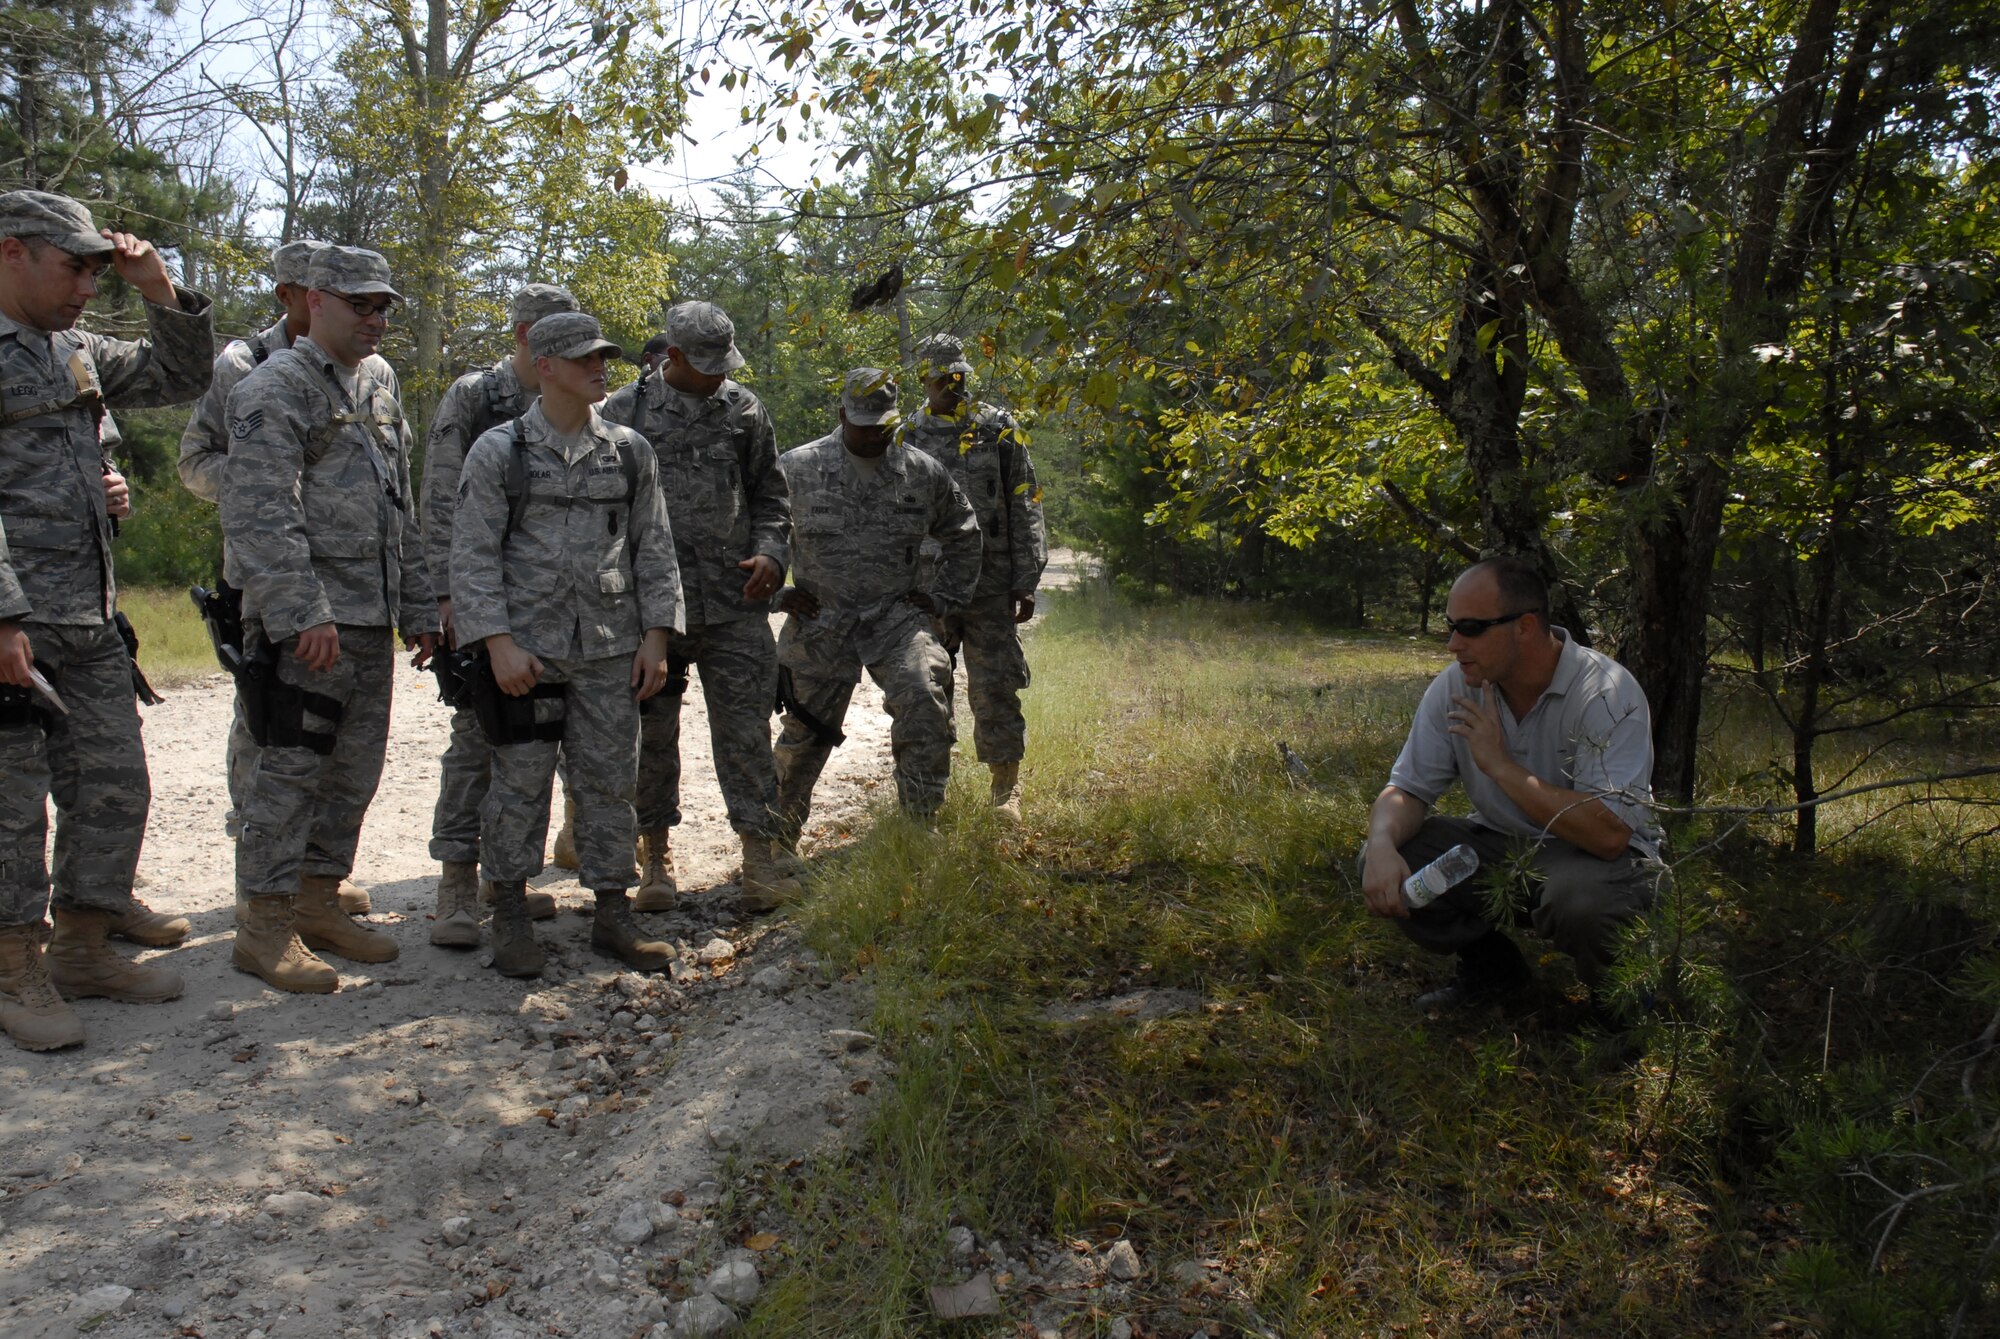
642, 334, 672, 356
1468, 555, 1549, 619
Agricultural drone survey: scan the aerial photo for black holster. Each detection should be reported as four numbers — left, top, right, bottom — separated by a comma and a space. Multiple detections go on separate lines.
466, 652, 566, 746
774, 665, 846, 748
638, 652, 692, 717
238, 640, 344, 755
431, 646, 481, 710
113, 610, 162, 706
0, 661, 56, 731
190, 582, 247, 677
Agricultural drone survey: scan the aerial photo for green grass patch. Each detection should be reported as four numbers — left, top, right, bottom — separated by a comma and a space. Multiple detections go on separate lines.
744, 588, 2000, 1339
119, 584, 221, 686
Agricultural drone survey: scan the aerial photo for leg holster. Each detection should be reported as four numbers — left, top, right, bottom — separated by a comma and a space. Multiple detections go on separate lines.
239, 647, 343, 755
471, 665, 566, 747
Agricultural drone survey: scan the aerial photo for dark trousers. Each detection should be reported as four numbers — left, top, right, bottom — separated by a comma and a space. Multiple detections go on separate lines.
1375, 815, 1666, 989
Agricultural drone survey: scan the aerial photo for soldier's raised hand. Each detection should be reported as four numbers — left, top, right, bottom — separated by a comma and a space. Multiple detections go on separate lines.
100, 231, 177, 307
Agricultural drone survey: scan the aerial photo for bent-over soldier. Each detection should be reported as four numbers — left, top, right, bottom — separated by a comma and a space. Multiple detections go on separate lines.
603, 300, 798, 912
0, 190, 212, 1051
450, 313, 682, 975
422, 284, 578, 944
903, 333, 1047, 820
221, 246, 439, 993
771, 368, 980, 846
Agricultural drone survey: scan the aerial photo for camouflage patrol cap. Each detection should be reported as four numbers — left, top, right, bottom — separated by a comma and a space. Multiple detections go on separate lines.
663, 300, 745, 376
839, 367, 901, 427
270, 240, 323, 288
306, 245, 404, 301
0, 189, 114, 257
528, 311, 623, 361
511, 283, 579, 328
914, 333, 974, 376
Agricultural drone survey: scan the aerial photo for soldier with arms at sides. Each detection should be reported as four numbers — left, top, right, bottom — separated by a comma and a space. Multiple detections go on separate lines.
422, 284, 579, 944
178, 239, 385, 919
0, 190, 213, 1050
221, 246, 439, 992
902, 334, 1046, 820
450, 313, 682, 975
602, 301, 798, 912
771, 368, 980, 847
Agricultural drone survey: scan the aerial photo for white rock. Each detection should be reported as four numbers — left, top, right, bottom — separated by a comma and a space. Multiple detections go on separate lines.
74, 1284, 132, 1318
1108, 1320, 1133, 1339
669, 1292, 739, 1336
703, 1122, 741, 1152
440, 1216, 473, 1247
945, 1224, 977, 1260
206, 1001, 235, 1022
612, 1010, 638, 1028
560, 1094, 590, 1115
670, 961, 701, 983
701, 1258, 761, 1307
827, 1029, 876, 1052
637, 1013, 659, 1030
260, 1190, 323, 1217
616, 972, 651, 998
696, 937, 736, 965
750, 967, 788, 993
1104, 1238, 1143, 1281
610, 1200, 655, 1246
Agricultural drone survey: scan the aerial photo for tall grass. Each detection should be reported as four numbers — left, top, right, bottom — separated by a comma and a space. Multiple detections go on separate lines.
744, 588, 2000, 1338
118, 584, 222, 686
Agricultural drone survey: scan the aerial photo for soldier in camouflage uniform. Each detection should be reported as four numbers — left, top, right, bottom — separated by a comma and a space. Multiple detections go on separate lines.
903, 334, 1047, 820
771, 368, 980, 845
221, 246, 439, 994
0, 190, 212, 1051
422, 284, 578, 946
603, 301, 798, 912
178, 240, 383, 918
450, 312, 683, 975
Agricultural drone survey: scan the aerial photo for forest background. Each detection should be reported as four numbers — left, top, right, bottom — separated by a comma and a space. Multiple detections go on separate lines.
6, 0, 2000, 1333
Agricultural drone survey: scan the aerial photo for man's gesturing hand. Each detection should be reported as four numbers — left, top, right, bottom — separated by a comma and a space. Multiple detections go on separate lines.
1447, 684, 1512, 779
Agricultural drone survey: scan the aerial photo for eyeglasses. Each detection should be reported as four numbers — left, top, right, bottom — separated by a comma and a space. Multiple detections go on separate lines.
329, 293, 396, 319
1442, 609, 1537, 638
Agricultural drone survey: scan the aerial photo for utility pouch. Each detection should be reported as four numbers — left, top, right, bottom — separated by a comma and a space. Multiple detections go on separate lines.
466, 651, 566, 747
774, 665, 846, 749
113, 611, 162, 706
239, 641, 344, 755
639, 653, 692, 717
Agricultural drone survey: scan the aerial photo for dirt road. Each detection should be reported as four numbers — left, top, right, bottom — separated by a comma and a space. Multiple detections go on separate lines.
0, 638, 899, 1339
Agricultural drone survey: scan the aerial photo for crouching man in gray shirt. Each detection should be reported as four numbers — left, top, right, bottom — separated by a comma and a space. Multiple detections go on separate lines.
1358, 556, 1666, 1017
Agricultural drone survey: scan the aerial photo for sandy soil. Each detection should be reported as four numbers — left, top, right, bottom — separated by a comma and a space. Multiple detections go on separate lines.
0, 622, 900, 1339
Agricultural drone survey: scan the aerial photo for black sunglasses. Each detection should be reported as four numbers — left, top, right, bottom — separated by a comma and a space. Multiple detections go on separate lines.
1442, 609, 1537, 638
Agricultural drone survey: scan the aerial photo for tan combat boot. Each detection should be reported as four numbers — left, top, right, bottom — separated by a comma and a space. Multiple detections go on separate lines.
590, 891, 673, 969
0, 923, 85, 1051
46, 907, 184, 1003
295, 875, 400, 964
337, 879, 372, 915
479, 878, 556, 921
739, 836, 803, 914
989, 761, 1022, 823
487, 880, 546, 978
551, 795, 579, 870
231, 895, 338, 993
430, 861, 482, 948
108, 897, 191, 947
635, 827, 677, 912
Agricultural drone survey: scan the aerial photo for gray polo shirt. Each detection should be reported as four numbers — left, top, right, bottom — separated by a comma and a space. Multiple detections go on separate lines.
1386, 628, 1661, 855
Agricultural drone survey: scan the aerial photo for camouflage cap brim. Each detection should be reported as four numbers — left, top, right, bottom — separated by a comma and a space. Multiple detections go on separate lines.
682, 343, 746, 376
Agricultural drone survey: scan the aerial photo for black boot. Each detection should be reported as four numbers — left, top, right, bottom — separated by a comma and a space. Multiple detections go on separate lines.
1415, 931, 1530, 1013
488, 880, 546, 979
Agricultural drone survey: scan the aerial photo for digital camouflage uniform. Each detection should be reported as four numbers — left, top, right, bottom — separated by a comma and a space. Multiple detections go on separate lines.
220, 254, 436, 904
422, 284, 578, 866
177, 241, 406, 839
0, 212, 213, 929
603, 304, 791, 841
773, 375, 980, 838
450, 398, 682, 891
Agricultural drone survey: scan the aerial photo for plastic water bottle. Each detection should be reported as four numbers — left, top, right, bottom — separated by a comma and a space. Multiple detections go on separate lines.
1403, 844, 1480, 909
